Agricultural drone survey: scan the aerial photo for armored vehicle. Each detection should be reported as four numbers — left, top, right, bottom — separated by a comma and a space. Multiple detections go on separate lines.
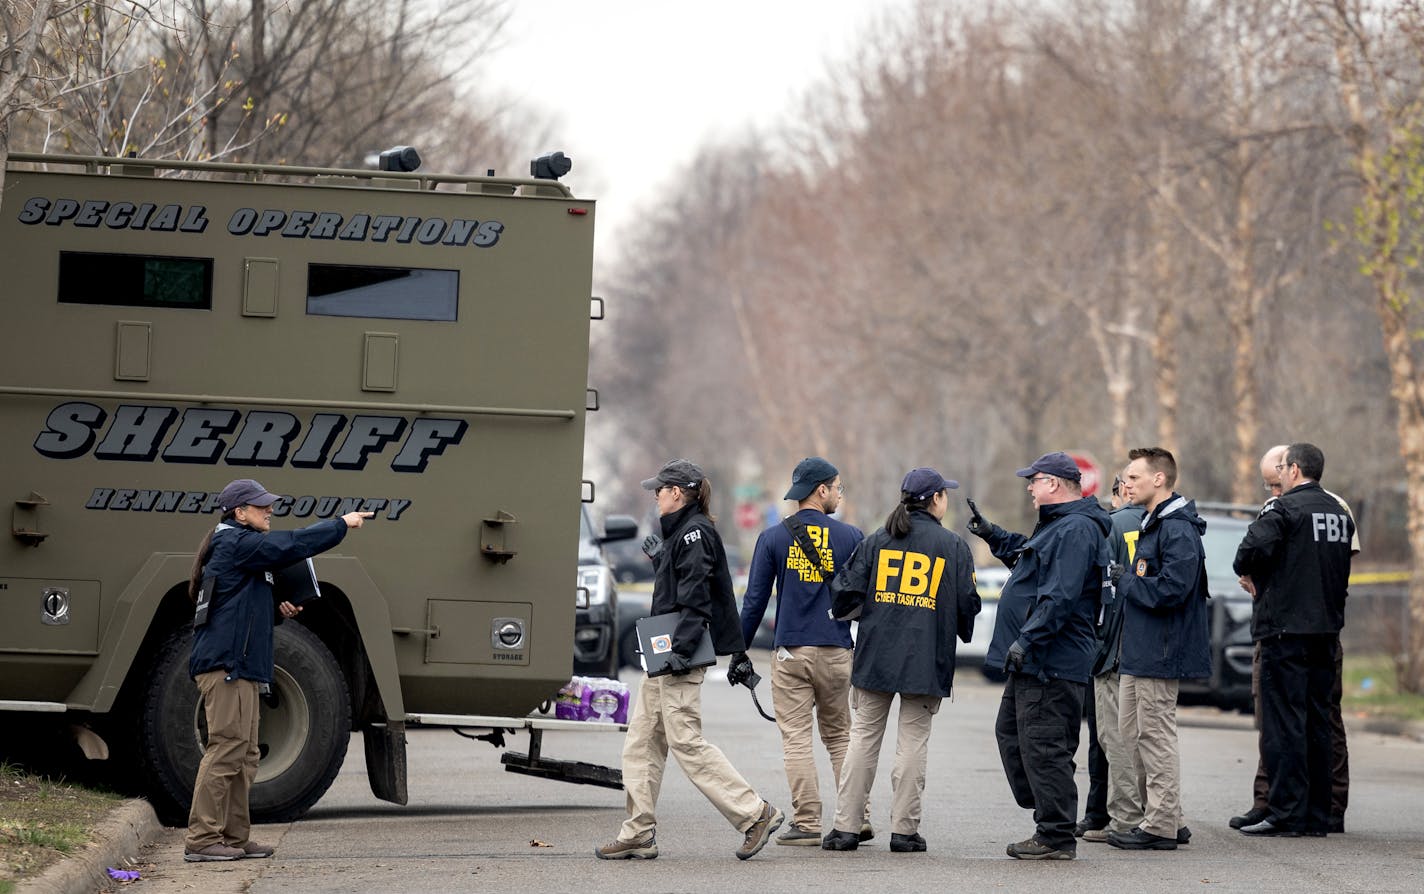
0, 151, 628, 821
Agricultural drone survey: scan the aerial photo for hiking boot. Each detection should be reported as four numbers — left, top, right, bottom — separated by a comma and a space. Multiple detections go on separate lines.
1081, 827, 1111, 843
1006, 836, 1075, 860
183, 843, 244, 862
1074, 819, 1106, 838
594, 834, 658, 860
1229, 806, 1268, 829
239, 841, 275, 859
821, 829, 860, 851
859, 821, 875, 843
1107, 827, 1177, 850
890, 832, 926, 852
776, 823, 821, 846
736, 801, 783, 860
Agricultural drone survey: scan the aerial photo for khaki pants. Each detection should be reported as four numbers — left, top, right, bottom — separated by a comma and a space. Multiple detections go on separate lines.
1094, 672, 1142, 833
619, 667, 764, 842
832, 687, 940, 836
186, 671, 260, 850
771, 646, 857, 832
1119, 674, 1183, 838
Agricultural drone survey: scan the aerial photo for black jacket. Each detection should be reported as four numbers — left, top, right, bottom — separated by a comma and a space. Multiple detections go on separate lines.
1116, 495, 1211, 679
190, 518, 347, 683
1092, 504, 1145, 677
830, 509, 979, 697
1234, 481, 1353, 640
652, 502, 745, 657
982, 497, 1112, 684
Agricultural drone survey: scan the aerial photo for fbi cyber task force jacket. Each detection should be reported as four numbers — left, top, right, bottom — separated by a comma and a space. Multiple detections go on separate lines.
1233, 480, 1354, 641
1115, 494, 1211, 680
830, 509, 979, 697
651, 502, 746, 657
189, 518, 348, 684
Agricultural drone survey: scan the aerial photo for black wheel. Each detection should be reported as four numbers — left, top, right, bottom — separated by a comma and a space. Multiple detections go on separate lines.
618, 624, 641, 670
137, 622, 351, 824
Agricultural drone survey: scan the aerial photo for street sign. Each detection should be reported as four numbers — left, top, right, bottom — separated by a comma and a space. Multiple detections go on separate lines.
1067, 451, 1101, 498
735, 501, 760, 530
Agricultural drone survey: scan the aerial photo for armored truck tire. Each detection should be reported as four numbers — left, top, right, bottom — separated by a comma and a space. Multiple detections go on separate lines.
137, 622, 352, 824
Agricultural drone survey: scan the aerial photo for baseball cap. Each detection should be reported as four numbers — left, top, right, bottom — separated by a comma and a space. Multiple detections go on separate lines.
641, 458, 705, 491
901, 467, 959, 500
784, 456, 839, 501
1015, 451, 1082, 481
218, 478, 280, 512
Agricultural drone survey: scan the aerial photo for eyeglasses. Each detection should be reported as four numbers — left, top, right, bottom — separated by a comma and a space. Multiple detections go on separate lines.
1274, 463, 1286, 473
823, 483, 846, 495
1026, 476, 1052, 487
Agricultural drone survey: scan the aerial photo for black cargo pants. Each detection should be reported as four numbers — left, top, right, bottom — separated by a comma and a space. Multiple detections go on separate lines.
995, 674, 1085, 850
1259, 633, 1335, 834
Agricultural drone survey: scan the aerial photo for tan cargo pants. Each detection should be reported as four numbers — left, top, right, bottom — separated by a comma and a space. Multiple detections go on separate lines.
1094, 672, 1142, 833
186, 670, 260, 850
1119, 674, 1184, 838
831, 687, 940, 836
771, 645, 858, 832
618, 667, 765, 842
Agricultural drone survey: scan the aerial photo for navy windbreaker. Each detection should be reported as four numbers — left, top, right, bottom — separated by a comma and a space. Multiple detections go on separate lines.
1115, 495, 1211, 679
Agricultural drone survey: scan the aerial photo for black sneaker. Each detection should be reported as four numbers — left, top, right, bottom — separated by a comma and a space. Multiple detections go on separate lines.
859, 822, 875, 843
1107, 827, 1177, 850
1240, 818, 1300, 838
1006, 836, 1075, 860
1176, 826, 1191, 845
890, 833, 926, 853
821, 829, 860, 851
1229, 807, 1268, 829
1074, 819, 1106, 838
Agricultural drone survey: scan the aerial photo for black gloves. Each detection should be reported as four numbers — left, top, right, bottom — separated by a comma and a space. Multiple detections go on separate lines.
1004, 640, 1026, 674
664, 652, 692, 676
642, 534, 663, 561
966, 497, 993, 539
727, 651, 754, 686
1108, 561, 1125, 586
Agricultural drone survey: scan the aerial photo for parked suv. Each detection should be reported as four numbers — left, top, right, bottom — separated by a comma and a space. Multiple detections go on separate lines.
1178, 504, 1257, 712
574, 507, 639, 678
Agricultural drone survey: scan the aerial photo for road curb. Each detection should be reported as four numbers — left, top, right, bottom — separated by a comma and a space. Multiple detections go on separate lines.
16, 798, 162, 894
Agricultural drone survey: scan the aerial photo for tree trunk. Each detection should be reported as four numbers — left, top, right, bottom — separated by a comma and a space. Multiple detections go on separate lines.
1151, 146, 1179, 455
1229, 192, 1260, 505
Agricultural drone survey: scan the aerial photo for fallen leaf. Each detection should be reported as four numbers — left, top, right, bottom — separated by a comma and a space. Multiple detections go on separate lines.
529, 839, 553, 848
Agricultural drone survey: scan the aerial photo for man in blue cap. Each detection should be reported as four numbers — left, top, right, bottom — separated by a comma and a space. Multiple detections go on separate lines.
967, 452, 1112, 861
739, 457, 866, 845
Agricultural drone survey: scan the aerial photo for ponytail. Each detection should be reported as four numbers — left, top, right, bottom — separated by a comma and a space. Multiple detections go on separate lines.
188, 511, 235, 601
885, 491, 933, 538
686, 479, 715, 524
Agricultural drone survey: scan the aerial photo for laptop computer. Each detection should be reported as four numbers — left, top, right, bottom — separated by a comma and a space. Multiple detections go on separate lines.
635, 612, 717, 677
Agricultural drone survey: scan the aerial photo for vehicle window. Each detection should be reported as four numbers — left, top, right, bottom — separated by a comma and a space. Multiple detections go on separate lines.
306, 263, 458, 321
59, 251, 212, 309
1202, 520, 1249, 584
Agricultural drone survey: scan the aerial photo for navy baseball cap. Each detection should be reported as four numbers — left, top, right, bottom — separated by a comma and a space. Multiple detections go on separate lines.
784, 456, 839, 501
901, 467, 959, 500
218, 478, 280, 512
1015, 451, 1082, 481
641, 458, 705, 491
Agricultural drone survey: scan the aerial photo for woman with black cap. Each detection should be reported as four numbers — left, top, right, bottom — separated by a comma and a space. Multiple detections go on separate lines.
595, 458, 784, 862
182, 478, 373, 864
820, 467, 980, 854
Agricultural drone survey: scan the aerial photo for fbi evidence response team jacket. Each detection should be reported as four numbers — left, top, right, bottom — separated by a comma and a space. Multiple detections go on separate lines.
983, 497, 1112, 684
1233, 481, 1354, 641
651, 502, 746, 658
740, 508, 863, 650
190, 518, 348, 684
1114, 495, 1211, 680
830, 509, 979, 698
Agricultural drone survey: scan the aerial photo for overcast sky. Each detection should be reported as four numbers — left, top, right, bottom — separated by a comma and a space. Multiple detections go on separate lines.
483, 0, 914, 268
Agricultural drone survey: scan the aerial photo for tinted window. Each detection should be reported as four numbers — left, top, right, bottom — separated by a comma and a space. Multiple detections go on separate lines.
307, 263, 458, 321
58, 251, 212, 309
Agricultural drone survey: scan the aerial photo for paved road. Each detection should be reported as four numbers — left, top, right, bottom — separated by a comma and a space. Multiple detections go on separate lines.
131, 656, 1424, 893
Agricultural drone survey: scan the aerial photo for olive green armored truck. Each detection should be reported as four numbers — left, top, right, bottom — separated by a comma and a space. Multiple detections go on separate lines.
0, 150, 626, 822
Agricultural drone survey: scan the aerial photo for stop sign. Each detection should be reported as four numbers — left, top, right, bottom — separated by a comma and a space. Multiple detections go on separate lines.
1067, 451, 1101, 498
735, 501, 760, 530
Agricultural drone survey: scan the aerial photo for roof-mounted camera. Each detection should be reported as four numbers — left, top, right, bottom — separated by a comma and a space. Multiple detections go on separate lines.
530, 151, 572, 180
378, 146, 421, 173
